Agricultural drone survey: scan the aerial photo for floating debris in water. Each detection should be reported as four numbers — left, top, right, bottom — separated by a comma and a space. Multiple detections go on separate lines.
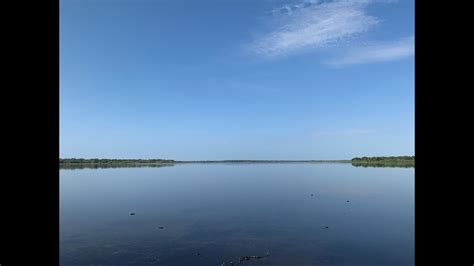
238, 250, 270, 264
325, 226, 329, 229
158, 226, 164, 229
130, 212, 135, 216
310, 194, 314, 196
347, 200, 350, 202
222, 250, 270, 265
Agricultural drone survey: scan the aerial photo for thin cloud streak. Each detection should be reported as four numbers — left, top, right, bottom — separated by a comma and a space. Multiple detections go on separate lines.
250, 0, 380, 58
326, 36, 414, 67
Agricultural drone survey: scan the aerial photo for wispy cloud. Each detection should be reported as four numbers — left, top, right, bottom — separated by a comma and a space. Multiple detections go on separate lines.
326, 36, 414, 67
249, 0, 381, 58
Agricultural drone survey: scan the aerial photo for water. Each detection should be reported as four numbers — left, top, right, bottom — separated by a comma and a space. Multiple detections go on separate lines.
60, 163, 414, 265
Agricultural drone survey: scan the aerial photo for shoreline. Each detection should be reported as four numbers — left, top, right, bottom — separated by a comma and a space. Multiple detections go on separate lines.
60, 157, 414, 169
59, 160, 352, 170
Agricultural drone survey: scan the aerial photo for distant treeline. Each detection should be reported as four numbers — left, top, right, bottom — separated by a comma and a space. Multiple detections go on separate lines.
60, 158, 175, 164
60, 159, 349, 164
59, 158, 351, 169
61, 163, 175, 170
351, 156, 414, 167
60, 157, 414, 170
175, 160, 350, 163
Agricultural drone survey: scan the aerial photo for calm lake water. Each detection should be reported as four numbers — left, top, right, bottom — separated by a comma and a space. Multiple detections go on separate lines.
60, 163, 414, 266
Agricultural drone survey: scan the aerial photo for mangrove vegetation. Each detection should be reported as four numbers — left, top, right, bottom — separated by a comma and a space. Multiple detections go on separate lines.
60, 157, 414, 169
351, 156, 414, 168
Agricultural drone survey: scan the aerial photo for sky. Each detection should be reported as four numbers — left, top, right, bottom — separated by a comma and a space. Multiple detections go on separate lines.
60, 0, 414, 160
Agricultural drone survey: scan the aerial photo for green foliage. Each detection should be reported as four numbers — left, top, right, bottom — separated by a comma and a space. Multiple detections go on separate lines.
351, 156, 414, 168
60, 158, 175, 164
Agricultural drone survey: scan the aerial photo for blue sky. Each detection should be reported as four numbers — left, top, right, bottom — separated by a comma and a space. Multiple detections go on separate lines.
60, 0, 414, 160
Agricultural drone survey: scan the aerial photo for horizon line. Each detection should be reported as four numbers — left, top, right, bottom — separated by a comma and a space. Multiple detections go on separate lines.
60, 158, 352, 162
